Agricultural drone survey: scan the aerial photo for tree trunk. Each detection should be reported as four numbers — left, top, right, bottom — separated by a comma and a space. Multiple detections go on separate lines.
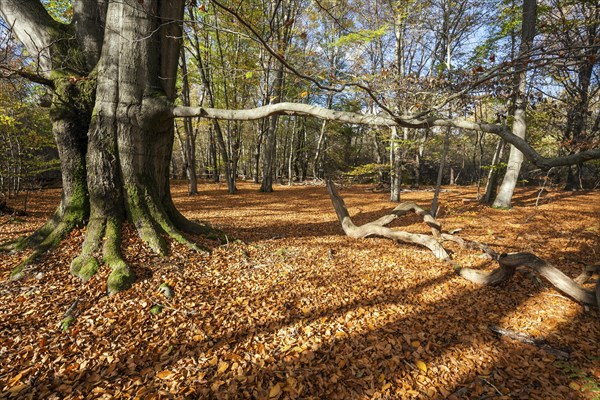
3, 0, 211, 293
482, 138, 505, 204
179, 47, 198, 195
260, 63, 285, 192
390, 126, 402, 202
431, 129, 450, 217
493, 0, 537, 209
0, 1, 93, 270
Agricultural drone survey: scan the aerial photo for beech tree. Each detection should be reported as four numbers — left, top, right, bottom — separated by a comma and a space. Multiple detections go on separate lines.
0, 0, 202, 294
2, 0, 600, 296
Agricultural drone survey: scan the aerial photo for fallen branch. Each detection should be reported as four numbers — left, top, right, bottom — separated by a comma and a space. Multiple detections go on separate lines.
326, 180, 600, 310
326, 180, 449, 260
460, 252, 599, 308
488, 325, 570, 360
574, 264, 600, 285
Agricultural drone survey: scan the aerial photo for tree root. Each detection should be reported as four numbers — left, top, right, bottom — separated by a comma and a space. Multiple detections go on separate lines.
6, 198, 86, 280
103, 218, 135, 295
326, 180, 600, 310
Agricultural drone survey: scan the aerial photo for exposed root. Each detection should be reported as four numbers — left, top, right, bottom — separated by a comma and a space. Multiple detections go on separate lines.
103, 218, 135, 295
164, 195, 214, 235
70, 215, 105, 281
10, 215, 84, 280
146, 192, 209, 254
124, 187, 168, 255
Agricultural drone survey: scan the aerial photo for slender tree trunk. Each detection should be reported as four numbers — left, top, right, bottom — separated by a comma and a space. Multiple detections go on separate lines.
493, 0, 537, 208
483, 139, 505, 204
431, 129, 450, 217
260, 63, 285, 192
313, 94, 333, 180
179, 48, 198, 194
209, 128, 219, 182
390, 126, 403, 202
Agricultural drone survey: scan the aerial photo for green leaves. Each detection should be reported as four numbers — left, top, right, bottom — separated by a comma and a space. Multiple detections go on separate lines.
331, 25, 389, 48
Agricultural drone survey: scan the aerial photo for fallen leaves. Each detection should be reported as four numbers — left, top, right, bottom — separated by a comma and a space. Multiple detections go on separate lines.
0, 182, 599, 399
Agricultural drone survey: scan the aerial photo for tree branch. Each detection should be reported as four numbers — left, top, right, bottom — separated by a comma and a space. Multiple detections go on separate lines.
0, 0, 65, 76
325, 180, 450, 260
172, 102, 600, 168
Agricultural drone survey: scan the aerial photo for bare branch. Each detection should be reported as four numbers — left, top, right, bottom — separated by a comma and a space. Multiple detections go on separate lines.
172, 101, 600, 168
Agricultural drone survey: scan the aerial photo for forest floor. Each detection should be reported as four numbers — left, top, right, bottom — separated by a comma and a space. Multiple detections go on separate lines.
0, 180, 599, 400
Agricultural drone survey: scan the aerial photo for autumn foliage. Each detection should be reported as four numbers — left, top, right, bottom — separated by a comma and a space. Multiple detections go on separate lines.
1, 181, 599, 399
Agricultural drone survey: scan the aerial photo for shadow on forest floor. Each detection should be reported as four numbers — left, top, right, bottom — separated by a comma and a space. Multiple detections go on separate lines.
0, 181, 598, 398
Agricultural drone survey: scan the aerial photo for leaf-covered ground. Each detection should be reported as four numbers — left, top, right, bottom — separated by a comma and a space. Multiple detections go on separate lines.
1, 181, 599, 399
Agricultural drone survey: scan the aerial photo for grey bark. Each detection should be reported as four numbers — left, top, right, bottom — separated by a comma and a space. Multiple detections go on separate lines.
493, 0, 537, 208
179, 48, 198, 194
431, 130, 450, 217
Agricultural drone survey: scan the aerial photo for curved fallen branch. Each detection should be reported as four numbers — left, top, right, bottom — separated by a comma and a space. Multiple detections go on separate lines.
326, 180, 449, 260
459, 252, 599, 308
326, 181, 599, 310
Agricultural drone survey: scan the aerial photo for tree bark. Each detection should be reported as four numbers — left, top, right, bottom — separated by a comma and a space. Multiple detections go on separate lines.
493, 0, 537, 208
390, 126, 402, 202
431, 129, 450, 217
0, 0, 94, 272
2, 0, 212, 294
482, 138, 505, 204
179, 47, 198, 195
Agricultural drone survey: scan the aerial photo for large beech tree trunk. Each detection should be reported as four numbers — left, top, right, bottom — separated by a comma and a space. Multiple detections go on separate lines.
70, 0, 204, 294
2, 0, 209, 294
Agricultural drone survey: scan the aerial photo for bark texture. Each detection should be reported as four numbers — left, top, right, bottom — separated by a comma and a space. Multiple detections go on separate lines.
493, 0, 537, 208
459, 253, 599, 309
2, 0, 211, 294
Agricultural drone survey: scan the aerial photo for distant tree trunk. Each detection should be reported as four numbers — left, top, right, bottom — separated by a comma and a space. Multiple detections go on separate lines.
390, 126, 403, 202
260, 62, 284, 192
254, 121, 265, 184
313, 94, 333, 180
179, 48, 197, 194
288, 118, 297, 185
209, 127, 219, 182
482, 139, 505, 204
493, 0, 537, 208
313, 120, 327, 179
431, 129, 450, 217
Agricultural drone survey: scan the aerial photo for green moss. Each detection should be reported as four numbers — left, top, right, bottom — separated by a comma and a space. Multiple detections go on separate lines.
124, 184, 168, 255
78, 257, 100, 281
10, 264, 25, 280
106, 264, 135, 295
60, 316, 75, 332
150, 305, 164, 315
103, 218, 135, 295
